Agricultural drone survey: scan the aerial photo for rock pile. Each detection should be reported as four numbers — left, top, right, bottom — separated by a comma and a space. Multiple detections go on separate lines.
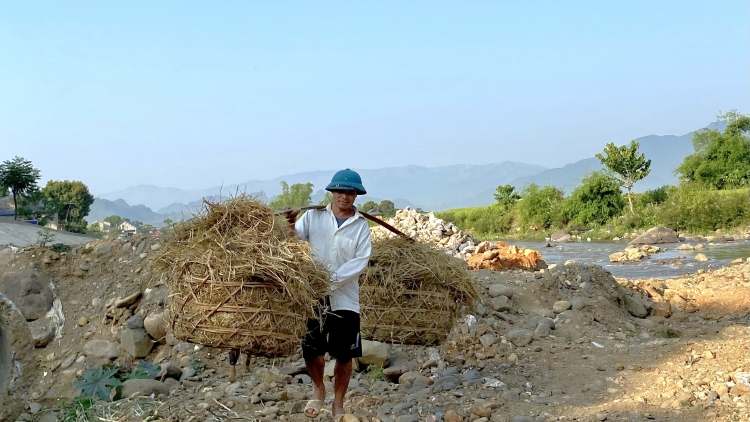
466, 241, 547, 271
370, 208, 474, 255
609, 244, 661, 262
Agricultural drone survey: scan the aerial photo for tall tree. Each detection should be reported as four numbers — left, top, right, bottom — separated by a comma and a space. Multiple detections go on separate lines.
318, 192, 333, 206
41, 180, 95, 231
377, 200, 396, 217
103, 215, 124, 226
0, 156, 41, 220
675, 112, 750, 189
562, 171, 625, 227
359, 200, 379, 213
267, 181, 314, 209
494, 184, 521, 207
595, 140, 651, 213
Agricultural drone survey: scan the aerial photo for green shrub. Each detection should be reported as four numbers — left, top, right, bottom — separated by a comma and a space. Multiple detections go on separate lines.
435, 205, 514, 239
639, 185, 670, 206
655, 185, 749, 232
516, 184, 565, 232
562, 171, 625, 227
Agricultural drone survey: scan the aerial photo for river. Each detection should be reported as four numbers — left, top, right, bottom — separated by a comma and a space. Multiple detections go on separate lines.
494, 238, 750, 279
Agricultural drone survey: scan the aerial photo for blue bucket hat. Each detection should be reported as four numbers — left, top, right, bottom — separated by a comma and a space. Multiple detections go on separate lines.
325, 168, 367, 195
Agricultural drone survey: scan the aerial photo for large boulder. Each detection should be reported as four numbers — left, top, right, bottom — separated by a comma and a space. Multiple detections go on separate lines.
0, 268, 54, 321
629, 226, 679, 245
1, 293, 39, 421
550, 231, 572, 242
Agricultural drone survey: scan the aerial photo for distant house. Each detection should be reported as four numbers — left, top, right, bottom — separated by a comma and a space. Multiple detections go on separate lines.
118, 220, 140, 237
94, 221, 112, 231
366, 209, 384, 220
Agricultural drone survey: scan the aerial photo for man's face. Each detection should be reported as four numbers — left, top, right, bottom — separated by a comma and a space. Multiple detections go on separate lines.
332, 190, 357, 210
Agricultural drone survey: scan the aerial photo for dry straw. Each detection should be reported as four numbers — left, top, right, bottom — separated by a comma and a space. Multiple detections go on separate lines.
153, 194, 330, 356
359, 237, 477, 345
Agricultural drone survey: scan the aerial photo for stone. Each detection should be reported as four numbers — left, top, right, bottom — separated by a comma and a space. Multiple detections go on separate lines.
510, 417, 535, 422
570, 297, 587, 310
0, 247, 14, 267
445, 410, 463, 422
491, 296, 512, 312
29, 403, 42, 414
695, 253, 709, 262
651, 302, 671, 317
533, 322, 551, 338
550, 231, 571, 242
479, 334, 497, 348
121, 379, 170, 398
629, 226, 679, 245
38, 415, 58, 422
125, 316, 145, 329
120, 328, 153, 358
144, 311, 169, 343
488, 284, 514, 298
623, 295, 648, 318
341, 415, 360, 422
360, 340, 391, 368
79, 263, 90, 272
151, 243, 162, 251
552, 300, 571, 314
471, 403, 492, 418
115, 288, 141, 308
676, 244, 694, 250
506, 330, 533, 347
29, 318, 56, 348
77, 317, 88, 327
0, 268, 54, 321
83, 340, 119, 360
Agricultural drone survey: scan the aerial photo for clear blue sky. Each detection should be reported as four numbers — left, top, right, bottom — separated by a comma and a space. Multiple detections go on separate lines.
1, 1, 748, 194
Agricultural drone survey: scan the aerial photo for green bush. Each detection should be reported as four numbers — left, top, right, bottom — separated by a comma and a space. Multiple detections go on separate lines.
639, 185, 670, 206
655, 185, 749, 232
435, 205, 514, 239
516, 184, 565, 232
562, 171, 625, 228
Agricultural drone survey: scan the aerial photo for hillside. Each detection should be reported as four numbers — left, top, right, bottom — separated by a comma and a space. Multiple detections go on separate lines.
98, 162, 548, 211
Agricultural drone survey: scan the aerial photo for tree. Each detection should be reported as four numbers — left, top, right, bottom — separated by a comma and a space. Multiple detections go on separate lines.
318, 192, 333, 206
377, 200, 396, 218
494, 184, 521, 207
0, 156, 41, 220
268, 181, 314, 209
562, 171, 625, 227
41, 180, 95, 231
675, 112, 750, 189
596, 140, 651, 213
103, 215, 123, 226
359, 200, 379, 213
516, 183, 565, 231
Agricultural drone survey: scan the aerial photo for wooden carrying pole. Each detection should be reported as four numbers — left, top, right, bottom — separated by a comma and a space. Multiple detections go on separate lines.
276, 205, 413, 242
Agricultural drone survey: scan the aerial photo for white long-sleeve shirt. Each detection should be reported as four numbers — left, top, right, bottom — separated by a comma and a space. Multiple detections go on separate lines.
294, 204, 372, 313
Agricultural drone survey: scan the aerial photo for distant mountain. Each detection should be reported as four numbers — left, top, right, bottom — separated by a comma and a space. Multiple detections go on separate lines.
446, 122, 726, 209
88, 199, 173, 227
98, 162, 548, 212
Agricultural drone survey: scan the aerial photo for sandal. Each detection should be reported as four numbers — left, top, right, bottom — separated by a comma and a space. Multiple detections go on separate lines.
304, 399, 323, 418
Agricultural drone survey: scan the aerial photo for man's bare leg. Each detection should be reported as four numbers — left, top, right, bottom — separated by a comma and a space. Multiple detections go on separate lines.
305, 355, 326, 416
332, 358, 353, 417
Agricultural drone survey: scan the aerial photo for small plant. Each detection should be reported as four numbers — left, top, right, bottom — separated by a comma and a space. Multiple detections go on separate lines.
74, 365, 122, 401
51, 242, 71, 253
37, 228, 56, 247
118, 360, 161, 381
189, 358, 206, 375
366, 365, 385, 381
60, 396, 95, 422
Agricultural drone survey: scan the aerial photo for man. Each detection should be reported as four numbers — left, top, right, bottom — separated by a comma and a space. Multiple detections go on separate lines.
284, 168, 372, 421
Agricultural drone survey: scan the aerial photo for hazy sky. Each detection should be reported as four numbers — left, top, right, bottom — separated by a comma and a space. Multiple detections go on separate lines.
2, 1, 748, 194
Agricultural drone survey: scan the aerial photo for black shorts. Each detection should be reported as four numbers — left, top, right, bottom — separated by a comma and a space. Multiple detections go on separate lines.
302, 299, 362, 361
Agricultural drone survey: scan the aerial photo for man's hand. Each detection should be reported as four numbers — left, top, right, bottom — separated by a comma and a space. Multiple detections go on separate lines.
280, 207, 300, 230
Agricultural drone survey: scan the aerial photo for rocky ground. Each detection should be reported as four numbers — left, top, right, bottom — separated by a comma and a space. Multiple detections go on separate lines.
0, 234, 748, 422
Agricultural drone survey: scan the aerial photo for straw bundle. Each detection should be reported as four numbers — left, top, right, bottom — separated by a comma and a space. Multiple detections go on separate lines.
359, 237, 477, 345
153, 195, 330, 356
